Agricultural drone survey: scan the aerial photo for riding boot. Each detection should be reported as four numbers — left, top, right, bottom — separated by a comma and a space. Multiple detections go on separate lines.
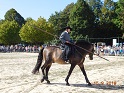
61, 49, 68, 62
60, 44, 71, 63
64, 46, 70, 62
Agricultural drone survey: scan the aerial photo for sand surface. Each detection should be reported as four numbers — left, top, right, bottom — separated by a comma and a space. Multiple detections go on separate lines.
0, 53, 124, 93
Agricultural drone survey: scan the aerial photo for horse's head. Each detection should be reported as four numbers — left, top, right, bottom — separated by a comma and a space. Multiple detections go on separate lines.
88, 45, 94, 60
75, 40, 94, 60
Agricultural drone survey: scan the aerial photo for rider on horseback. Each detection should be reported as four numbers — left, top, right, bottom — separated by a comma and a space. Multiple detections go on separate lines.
59, 26, 73, 62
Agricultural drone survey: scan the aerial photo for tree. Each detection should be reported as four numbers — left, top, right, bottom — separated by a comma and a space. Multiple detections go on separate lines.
19, 17, 54, 44
4, 8, 25, 26
60, 3, 75, 29
0, 19, 5, 25
48, 11, 63, 35
92, 0, 122, 44
86, 0, 103, 23
0, 20, 21, 45
25, 17, 34, 22
115, 0, 124, 38
100, 0, 116, 23
48, 3, 74, 35
68, 0, 95, 37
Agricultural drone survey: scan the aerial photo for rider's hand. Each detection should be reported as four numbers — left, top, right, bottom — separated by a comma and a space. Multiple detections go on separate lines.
66, 41, 70, 43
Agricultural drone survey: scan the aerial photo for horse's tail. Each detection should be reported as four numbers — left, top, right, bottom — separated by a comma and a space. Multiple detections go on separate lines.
32, 47, 44, 74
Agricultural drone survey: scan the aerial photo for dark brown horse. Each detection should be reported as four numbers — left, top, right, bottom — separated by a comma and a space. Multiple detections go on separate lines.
32, 40, 94, 86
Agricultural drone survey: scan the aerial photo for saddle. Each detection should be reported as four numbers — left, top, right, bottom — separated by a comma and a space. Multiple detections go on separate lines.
59, 44, 75, 61
59, 44, 65, 51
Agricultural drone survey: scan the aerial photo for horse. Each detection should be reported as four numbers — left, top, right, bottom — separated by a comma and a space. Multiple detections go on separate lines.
32, 40, 94, 86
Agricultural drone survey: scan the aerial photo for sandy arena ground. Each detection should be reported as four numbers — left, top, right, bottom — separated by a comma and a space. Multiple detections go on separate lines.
0, 53, 124, 93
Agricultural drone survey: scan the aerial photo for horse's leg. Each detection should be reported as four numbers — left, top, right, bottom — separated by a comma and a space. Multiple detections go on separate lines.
65, 64, 76, 86
78, 63, 92, 86
45, 64, 51, 84
41, 59, 52, 84
41, 64, 46, 83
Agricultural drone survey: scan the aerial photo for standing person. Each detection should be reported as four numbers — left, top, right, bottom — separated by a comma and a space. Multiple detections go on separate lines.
59, 26, 73, 62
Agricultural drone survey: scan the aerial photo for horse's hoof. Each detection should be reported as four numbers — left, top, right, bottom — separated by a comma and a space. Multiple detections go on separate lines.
66, 83, 70, 86
47, 80, 50, 84
32, 70, 36, 74
41, 79, 44, 83
32, 70, 39, 75
88, 83, 92, 86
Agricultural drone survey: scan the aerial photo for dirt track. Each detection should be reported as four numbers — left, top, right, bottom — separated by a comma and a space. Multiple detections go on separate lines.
0, 53, 124, 93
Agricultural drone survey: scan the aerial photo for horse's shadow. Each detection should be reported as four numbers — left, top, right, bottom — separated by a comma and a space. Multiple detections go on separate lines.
49, 82, 124, 90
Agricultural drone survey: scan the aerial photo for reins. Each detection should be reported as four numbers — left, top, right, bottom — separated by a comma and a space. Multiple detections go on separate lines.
31, 25, 110, 62
71, 43, 110, 62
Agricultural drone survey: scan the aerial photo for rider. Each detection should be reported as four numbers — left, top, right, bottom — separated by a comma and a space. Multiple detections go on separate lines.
59, 26, 73, 62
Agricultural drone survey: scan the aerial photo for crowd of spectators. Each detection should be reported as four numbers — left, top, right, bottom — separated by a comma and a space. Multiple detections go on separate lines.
0, 44, 41, 53
95, 45, 124, 56
0, 44, 124, 56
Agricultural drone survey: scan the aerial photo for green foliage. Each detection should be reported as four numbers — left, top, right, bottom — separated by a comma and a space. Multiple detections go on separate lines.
116, 0, 124, 31
68, 0, 95, 37
100, 0, 116, 23
0, 20, 21, 45
47, 38, 60, 45
60, 3, 75, 28
48, 3, 74, 35
86, 0, 103, 23
1, 0, 124, 45
70, 30, 89, 43
19, 17, 54, 44
4, 8, 25, 26
90, 0, 122, 43
0, 19, 5, 24
48, 11, 62, 35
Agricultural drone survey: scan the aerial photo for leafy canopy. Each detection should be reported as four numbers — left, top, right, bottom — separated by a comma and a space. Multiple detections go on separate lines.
4, 8, 25, 26
0, 20, 21, 45
19, 17, 54, 44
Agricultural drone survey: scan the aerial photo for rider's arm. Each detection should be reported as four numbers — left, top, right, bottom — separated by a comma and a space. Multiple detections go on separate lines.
59, 32, 66, 44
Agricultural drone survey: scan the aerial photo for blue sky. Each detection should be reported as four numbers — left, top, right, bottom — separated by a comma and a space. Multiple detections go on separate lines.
0, 0, 118, 20
0, 0, 77, 20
